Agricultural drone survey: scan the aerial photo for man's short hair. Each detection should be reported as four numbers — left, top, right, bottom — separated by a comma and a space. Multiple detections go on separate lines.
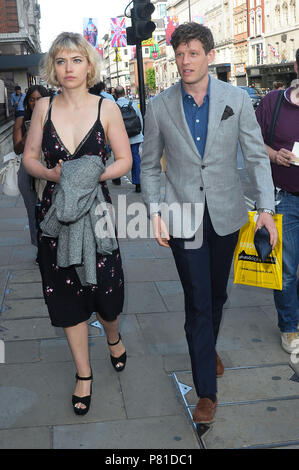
114, 85, 125, 98
14, 86, 21, 91
296, 48, 299, 67
170, 22, 214, 54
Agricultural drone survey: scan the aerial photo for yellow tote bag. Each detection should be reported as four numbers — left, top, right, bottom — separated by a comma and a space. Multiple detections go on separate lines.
234, 211, 283, 290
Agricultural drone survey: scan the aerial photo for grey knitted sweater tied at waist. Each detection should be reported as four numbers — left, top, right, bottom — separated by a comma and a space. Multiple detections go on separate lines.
40, 154, 118, 286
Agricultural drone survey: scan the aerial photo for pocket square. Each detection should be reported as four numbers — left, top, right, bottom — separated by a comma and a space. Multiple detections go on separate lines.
221, 106, 234, 120
254, 225, 272, 262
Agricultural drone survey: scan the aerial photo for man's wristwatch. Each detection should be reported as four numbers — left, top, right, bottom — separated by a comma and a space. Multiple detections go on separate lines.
257, 208, 274, 216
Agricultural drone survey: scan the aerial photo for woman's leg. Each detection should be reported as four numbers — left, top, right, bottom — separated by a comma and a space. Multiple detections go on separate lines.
96, 313, 126, 367
64, 320, 92, 410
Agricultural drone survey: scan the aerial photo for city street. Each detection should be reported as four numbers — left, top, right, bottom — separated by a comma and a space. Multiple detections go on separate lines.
0, 165, 298, 450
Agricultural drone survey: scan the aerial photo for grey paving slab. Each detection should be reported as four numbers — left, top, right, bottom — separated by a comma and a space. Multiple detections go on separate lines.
0, 246, 13, 266
123, 282, 167, 314
0, 231, 30, 247
0, 207, 29, 219
9, 269, 42, 284
226, 283, 275, 308
4, 282, 43, 300
219, 344, 290, 368
53, 415, 199, 449
119, 355, 185, 419
0, 298, 48, 320
176, 364, 299, 407
118, 241, 156, 260
137, 311, 188, 355
163, 354, 192, 373
0, 195, 19, 208
155, 281, 184, 312
123, 258, 179, 282
201, 400, 299, 449
0, 360, 125, 429
8, 245, 37, 266
217, 306, 279, 351
3, 340, 40, 364
0, 218, 28, 231
0, 426, 51, 449
0, 317, 58, 341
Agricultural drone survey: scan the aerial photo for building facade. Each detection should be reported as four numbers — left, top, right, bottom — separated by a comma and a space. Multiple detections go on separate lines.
233, 0, 249, 85
0, 0, 41, 55
246, 0, 298, 88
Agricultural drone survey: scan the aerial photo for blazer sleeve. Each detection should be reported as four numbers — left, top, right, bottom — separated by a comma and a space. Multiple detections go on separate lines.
141, 99, 165, 216
238, 90, 275, 211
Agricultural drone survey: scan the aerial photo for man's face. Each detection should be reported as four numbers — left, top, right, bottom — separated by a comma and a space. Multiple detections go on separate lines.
175, 39, 215, 86
15, 89, 21, 95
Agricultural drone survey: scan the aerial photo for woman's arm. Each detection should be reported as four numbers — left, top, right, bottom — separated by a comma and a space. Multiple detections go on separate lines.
100, 100, 132, 182
13, 117, 26, 155
23, 98, 62, 183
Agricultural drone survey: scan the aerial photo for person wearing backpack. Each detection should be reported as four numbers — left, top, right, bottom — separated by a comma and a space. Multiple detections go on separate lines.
256, 49, 299, 355
115, 85, 143, 193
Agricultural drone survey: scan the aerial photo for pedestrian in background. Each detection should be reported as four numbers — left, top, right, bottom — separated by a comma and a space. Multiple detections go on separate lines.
256, 49, 299, 354
13, 85, 49, 249
115, 85, 143, 193
10, 85, 26, 118
89, 81, 115, 102
141, 22, 277, 425
23, 32, 132, 416
272, 81, 285, 90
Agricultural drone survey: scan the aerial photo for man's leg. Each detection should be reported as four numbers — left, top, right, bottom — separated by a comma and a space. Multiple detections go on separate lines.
169, 208, 238, 398
274, 192, 299, 350
130, 143, 141, 192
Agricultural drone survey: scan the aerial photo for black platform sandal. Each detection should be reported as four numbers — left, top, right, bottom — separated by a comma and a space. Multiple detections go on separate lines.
72, 372, 93, 416
107, 334, 127, 372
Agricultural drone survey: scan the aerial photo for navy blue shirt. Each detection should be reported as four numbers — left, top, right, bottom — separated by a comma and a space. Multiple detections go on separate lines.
181, 77, 210, 158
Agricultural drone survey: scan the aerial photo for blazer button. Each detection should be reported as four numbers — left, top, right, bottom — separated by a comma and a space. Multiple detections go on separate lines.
200, 187, 204, 191
202, 165, 206, 169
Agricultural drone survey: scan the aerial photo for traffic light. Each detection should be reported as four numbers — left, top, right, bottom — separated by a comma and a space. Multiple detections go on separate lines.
126, 0, 156, 45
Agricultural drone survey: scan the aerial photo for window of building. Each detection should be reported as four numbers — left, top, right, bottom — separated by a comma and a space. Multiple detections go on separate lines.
256, 8, 262, 35
250, 12, 256, 37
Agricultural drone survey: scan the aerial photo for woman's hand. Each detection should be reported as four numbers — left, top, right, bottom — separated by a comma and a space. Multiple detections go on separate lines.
48, 160, 63, 183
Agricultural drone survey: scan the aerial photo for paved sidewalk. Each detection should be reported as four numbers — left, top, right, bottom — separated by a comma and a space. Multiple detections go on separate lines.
0, 174, 298, 449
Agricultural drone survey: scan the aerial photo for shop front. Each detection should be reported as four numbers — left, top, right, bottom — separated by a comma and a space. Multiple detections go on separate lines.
247, 62, 296, 90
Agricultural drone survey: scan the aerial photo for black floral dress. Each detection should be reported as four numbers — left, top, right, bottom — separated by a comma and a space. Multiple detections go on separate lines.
38, 97, 124, 327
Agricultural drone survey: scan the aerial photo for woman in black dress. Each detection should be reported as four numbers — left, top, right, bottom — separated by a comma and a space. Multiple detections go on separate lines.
13, 85, 49, 248
23, 32, 132, 415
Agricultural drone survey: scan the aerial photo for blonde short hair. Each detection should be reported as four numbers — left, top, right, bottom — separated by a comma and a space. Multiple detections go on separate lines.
42, 32, 101, 89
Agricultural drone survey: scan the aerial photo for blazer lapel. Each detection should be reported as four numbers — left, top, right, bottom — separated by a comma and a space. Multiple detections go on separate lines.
161, 83, 200, 157
203, 77, 227, 159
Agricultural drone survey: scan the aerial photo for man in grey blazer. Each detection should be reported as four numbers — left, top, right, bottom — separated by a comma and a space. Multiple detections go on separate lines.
141, 23, 278, 425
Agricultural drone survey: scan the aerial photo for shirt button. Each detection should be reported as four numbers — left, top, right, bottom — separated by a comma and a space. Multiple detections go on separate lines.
188, 95, 191, 99
196, 137, 201, 141
196, 119, 199, 123
193, 103, 196, 107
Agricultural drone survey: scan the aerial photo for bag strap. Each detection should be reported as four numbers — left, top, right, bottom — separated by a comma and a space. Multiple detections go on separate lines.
268, 90, 284, 148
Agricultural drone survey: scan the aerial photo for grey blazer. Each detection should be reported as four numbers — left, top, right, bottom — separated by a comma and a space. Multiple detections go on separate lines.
141, 76, 275, 238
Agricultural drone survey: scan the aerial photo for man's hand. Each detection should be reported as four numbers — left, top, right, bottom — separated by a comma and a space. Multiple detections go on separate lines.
255, 212, 278, 249
274, 148, 295, 167
151, 214, 170, 248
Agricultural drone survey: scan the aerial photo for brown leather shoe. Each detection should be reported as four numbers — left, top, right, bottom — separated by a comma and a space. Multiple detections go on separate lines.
216, 353, 224, 378
193, 397, 218, 424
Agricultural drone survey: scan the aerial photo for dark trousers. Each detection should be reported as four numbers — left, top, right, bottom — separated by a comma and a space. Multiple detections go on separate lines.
169, 207, 239, 397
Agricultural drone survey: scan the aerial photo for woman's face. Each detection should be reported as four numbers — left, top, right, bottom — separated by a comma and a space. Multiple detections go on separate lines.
28, 90, 43, 111
54, 49, 90, 89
